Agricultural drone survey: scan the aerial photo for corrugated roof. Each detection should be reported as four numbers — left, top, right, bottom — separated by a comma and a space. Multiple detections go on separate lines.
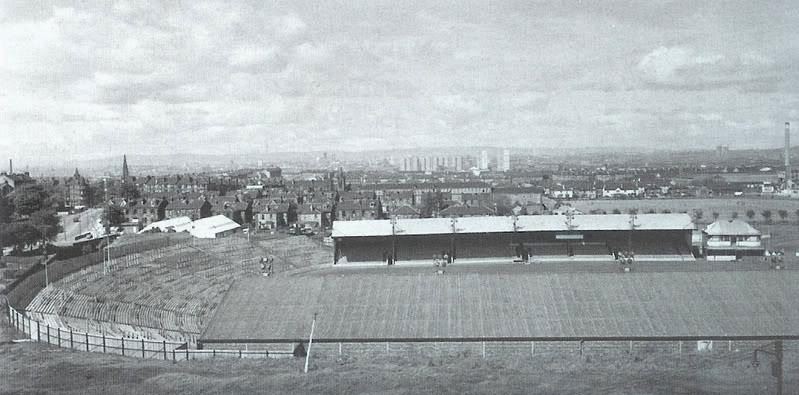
394, 218, 453, 236
704, 219, 761, 236
138, 216, 193, 233
182, 215, 240, 234
332, 214, 695, 238
331, 220, 393, 238
454, 216, 514, 233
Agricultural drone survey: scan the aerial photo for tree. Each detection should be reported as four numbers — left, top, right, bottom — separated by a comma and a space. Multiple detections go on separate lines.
157, 199, 168, 221
693, 209, 703, 222
646, 209, 656, 214
712, 212, 720, 221
420, 192, 445, 218
0, 222, 38, 251
83, 182, 105, 207
29, 209, 62, 241
778, 209, 788, 222
627, 208, 638, 215
0, 195, 14, 223
120, 183, 140, 200
661, 209, 671, 214
287, 202, 298, 224
731, 211, 739, 219
495, 196, 514, 216
200, 200, 212, 219
746, 209, 755, 221
13, 184, 50, 216
761, 210, 772, 224
105, 204, 127, 226
612, 209, 622, 214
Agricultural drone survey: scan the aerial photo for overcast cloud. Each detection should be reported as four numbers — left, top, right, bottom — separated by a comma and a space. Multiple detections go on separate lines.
1, 1, 798, 163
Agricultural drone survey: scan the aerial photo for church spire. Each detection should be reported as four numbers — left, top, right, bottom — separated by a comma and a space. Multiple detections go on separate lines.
122, 154, 130, 180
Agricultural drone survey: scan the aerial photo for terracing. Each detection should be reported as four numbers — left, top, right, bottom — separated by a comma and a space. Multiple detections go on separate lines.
24, 236, 268, 342
254, 235, 333, 272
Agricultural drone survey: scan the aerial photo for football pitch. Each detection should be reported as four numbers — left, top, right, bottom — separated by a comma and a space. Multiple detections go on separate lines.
201, 269, 799, 343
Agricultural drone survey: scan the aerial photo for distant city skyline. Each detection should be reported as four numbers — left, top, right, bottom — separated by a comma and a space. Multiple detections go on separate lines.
1, 1, 798, 165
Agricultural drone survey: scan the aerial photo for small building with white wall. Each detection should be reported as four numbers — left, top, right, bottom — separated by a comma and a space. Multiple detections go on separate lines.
703, 219, 764, 261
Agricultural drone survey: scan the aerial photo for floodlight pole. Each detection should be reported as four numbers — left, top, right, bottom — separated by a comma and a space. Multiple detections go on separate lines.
304, 312, 317, 373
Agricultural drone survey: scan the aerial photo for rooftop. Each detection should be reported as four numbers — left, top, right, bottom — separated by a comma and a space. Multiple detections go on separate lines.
332, 214, 695, 238
704, 219, 761, 236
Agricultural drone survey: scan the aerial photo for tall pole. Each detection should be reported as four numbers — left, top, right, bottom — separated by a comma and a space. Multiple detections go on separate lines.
776, 340, 783, 395
785, 122, 791, 189
103, 178, 109, 275
43, 230, 48, 287
304, 313, 317, 373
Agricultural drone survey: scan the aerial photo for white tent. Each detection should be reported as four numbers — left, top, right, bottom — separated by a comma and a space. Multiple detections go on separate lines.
178, 215, 240, 239
138, 216, 192, 234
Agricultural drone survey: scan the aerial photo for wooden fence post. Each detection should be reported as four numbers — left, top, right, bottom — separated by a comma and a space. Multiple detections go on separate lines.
142, 339, 146, 358
163, 341, 167, 360
102, 334, 106, 353
85, 333, 89, 351
482, 342, 486, 359
70, 329, 73, 349
121, 338, 125, 356
531, 341, 535, 357
46, 325, 50, 344
37, 321, 40, 342
57, 327, 61, 347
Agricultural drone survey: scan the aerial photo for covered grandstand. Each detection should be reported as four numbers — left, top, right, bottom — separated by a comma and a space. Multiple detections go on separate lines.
332, 214, 696, 265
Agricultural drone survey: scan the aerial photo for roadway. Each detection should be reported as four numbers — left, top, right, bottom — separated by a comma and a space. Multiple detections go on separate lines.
52, 208, 105, 247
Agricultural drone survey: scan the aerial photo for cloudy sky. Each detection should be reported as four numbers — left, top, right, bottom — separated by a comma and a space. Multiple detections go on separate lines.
1, 1, 798, 164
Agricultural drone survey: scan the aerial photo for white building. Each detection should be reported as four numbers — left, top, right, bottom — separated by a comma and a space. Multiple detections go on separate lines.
500, 149, 510, 172
703, 219, 764, 261
480, 150, 489, 170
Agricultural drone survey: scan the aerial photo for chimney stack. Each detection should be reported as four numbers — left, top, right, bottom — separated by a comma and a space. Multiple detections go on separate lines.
786, 122, 792, 187
8, 159, 11, 174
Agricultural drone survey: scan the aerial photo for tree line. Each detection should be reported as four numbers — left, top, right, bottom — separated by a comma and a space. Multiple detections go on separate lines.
0, 184, 63, 254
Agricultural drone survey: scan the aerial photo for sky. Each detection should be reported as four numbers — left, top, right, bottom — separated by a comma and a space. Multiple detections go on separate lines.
1, 1, 798, 165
